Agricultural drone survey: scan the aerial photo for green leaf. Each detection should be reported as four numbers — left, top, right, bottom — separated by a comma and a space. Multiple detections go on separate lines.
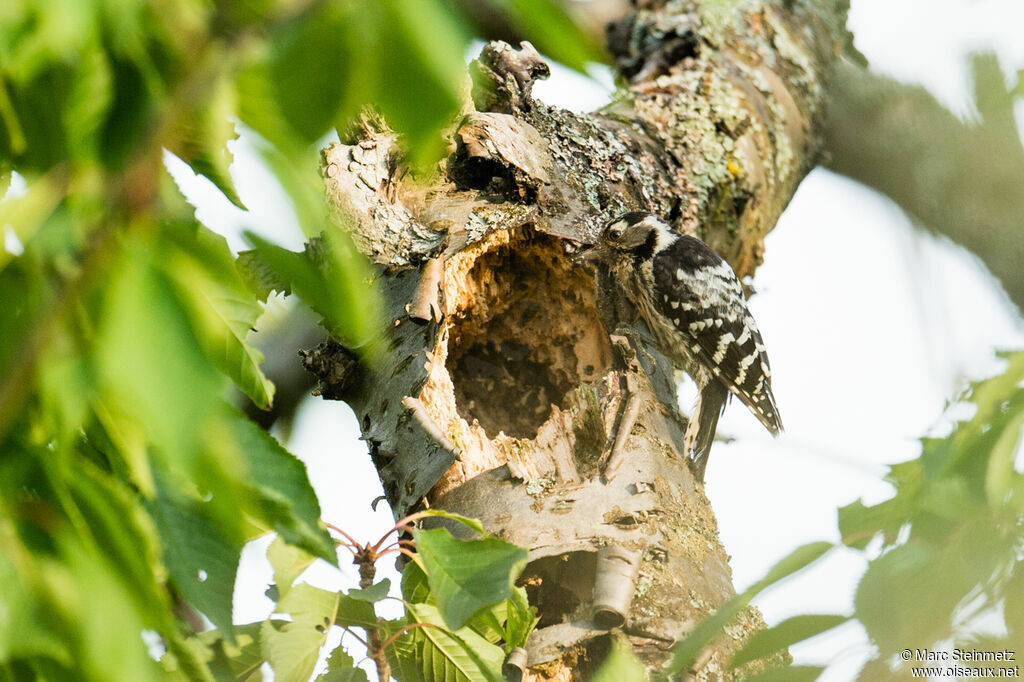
317, 646, 370, 682
486, 0, 604, 72
99, 56, 155, 169
0, 170, 62, 272
262, 583, 340, 682
267, 535, 317, 601
242, 231, 379, 351
930, 350, 1024, 481
466, 606, 506, 646
237, 248, 291, 301
348, 579, 391, 603
402, 603, 505, 682
837, 498, 908, 549
149, 489, 244, 641
56, 535, 167, 682
166, 225, 275, 410
401, 557, 432, 604
65, 460, 177, 628
503, 586, 538, 650
2, 65, 76, 170
65, 47, 113, 163
335, 593, 379, 630
854, 543, 954, 653
224, 408, 336, 563
413, 527, 528, 631
590, 636, 647, 682
666, 542, 832, 674
268, 3, 351, 144
751, 542, 833, 591
165, 75, 244, 208
385, 616, 427, 682
418, 509, 487, 536
983, 392, 1024, 507
0, 527, 74, 668
1006, 565, 1024, 638
199, 622, 265, 681
243, 0, 469, 164
96, 236, 223, 472
162, 623, 264, 681
730, 615, 848, 668
371, 0, 469, 165
741, 665, 826, 682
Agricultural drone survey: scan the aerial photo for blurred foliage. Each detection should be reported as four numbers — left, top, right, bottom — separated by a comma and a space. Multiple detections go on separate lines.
664, 540, 838, 677
825, 53, 1024, 312
838, 349, 1024, 678
658, 350, 1024, 680
0, 0, 594, 678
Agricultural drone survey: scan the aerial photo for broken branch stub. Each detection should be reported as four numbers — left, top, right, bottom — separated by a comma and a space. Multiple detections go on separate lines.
469, 40, 551, 114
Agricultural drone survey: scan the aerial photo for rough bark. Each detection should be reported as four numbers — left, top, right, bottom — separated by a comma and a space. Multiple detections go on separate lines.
304, 0, 847, 676
824, 58, 1024, 313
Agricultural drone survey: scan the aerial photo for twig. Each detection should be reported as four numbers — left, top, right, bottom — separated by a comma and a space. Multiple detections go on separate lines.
337, 624, 369, 647
378, 621, 446, 652
683, 647, 715, 682
325, 522, 362, 549
603, 376, 642, 480
374, 546, 418, 561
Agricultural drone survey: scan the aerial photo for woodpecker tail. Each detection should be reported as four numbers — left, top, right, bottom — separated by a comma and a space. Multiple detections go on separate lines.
686, 380, 730, 482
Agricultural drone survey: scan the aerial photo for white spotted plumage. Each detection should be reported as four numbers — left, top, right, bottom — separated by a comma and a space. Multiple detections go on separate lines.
578, 211, 782, 480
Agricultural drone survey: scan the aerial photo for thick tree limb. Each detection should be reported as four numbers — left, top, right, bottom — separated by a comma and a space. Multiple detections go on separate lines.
824, 58, 1024, 313
308, 0, 847, 676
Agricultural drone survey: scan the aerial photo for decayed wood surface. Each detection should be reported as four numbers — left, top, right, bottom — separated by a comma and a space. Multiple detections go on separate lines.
303, 0, 847, 676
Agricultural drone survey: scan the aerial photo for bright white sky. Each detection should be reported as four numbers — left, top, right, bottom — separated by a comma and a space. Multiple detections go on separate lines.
165, 0, 1024, 678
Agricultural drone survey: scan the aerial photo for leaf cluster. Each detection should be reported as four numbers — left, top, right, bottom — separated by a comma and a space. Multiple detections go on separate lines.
647, 350, 1024, 681
836, 350, 1024, 677
176, 512, 536, 682
0, 0, 596, 679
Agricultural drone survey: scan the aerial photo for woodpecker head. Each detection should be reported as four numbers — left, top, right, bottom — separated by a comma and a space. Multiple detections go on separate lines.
576, 211, 676, 265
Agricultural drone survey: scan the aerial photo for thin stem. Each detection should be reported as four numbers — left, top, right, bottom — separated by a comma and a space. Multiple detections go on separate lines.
378, 621, 446, 652
377, 538, 416, 553
325, 522, 363, 550
369, 626, 390, 682
368, 509, 440, 553
374, 547, 418, 561
337, 625, 369, 648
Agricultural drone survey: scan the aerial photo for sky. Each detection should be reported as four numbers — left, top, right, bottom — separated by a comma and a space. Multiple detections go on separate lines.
164, 0, 1024, 678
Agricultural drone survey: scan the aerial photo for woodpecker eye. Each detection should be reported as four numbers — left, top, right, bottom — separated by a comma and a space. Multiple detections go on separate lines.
608, 227, 624, 241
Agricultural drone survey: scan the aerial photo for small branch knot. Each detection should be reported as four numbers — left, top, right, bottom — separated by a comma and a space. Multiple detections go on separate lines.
469, 41, 551, 114
606, 11, 700, 82
298, 341, 363, 402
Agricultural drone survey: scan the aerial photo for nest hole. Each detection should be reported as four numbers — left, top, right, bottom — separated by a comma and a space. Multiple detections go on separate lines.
518, 551, 597, 628
447, 231, 612, 440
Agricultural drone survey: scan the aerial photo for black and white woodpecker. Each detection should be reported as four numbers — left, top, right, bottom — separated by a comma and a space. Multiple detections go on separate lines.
577, 211, 782, 480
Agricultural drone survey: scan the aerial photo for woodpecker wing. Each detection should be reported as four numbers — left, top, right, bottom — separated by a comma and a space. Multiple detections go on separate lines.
651, 236, 782, 434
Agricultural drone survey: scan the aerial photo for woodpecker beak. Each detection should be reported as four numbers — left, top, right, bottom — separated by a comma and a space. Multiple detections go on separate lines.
573, 242, 610, 264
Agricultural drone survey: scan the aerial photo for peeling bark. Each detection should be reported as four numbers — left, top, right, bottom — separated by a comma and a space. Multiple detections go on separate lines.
306, 0, 847, 676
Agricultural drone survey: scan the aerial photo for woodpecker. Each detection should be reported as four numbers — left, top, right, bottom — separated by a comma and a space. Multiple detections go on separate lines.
577, 211, 782, 480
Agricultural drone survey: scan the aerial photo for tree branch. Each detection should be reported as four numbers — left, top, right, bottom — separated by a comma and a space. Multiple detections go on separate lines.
823, 58, 1024, 313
